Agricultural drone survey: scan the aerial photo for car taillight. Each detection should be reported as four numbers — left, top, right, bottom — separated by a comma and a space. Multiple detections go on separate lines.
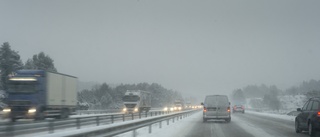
317, 111, 320, 117
203, 107, 207, 112
227, 107, 230, 112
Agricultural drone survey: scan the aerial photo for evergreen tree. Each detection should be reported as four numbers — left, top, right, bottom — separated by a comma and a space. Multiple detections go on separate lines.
24, 52, 57, 72
0, 42, 23, 90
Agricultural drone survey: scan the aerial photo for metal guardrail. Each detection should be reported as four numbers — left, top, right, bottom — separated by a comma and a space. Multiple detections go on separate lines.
0, 109, 197, 137
61, 109, 199, 137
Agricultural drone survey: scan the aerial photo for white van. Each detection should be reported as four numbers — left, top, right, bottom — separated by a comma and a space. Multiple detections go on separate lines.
201, 95, 231, 122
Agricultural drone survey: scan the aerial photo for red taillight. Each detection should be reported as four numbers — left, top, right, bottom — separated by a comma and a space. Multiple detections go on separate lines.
317, 111, 320, 116
227, 107, 230, 112
203, 107, 207, 112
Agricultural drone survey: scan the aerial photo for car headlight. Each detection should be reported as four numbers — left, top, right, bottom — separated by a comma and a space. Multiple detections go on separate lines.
134, 108, 138, 112
28, 108, 36, 113
123, 108, 127, 112
3, 108, 11, 113
178, 107, 182, 110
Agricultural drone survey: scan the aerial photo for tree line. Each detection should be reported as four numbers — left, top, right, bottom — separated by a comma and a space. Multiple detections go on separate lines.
0, 42, 184, 110
231, 80, 320, 110
0, 42, 57, 90
77, 82, 183, 110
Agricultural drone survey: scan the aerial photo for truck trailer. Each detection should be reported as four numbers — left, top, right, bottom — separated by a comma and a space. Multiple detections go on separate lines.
122, 90, 151, 113
2, 70, 77, 121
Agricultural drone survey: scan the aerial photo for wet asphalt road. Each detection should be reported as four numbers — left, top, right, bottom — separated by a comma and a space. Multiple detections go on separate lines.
182, 111, 320, 137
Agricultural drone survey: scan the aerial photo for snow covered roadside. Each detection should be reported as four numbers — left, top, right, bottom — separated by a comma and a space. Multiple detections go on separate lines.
25, 110, 200, 137
246, 110, 296, 121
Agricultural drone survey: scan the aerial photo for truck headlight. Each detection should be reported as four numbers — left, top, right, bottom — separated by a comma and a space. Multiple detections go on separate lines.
163, 107, 168, 111
3, 108, 11, 113
28, 108, 36, 113
170, 107, 174, 111
123, 108, 127, 112
134, 108, 138, 112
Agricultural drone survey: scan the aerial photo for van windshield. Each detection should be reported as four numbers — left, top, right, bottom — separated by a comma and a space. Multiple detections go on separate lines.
205, 96, 228, 107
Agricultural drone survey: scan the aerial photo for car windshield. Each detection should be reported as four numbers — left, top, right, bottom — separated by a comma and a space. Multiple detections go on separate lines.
1, 0, 319, 136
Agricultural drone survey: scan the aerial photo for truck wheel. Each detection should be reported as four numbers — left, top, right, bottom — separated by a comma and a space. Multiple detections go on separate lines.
35, 112, 45, 120
11, 118, 16, 122
59, 109, 69, 119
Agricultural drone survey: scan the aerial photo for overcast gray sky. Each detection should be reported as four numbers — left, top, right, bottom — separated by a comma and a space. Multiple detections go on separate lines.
1, 0, 320, 99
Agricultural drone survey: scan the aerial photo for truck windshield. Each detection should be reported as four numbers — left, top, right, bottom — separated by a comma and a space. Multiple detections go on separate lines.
7, 81, 38, 93
123, 95, 140, 102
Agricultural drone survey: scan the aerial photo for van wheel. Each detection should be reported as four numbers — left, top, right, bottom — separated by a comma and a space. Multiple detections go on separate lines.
203, 118, 207, 122
225, 117, 231, 123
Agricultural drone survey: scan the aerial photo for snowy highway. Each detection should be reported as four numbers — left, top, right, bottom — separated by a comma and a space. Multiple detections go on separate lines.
125, 111, 319, 137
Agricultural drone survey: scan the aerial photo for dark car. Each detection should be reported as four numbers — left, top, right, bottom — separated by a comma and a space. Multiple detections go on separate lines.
232, 105, 245, 113
295, 97, 320, 137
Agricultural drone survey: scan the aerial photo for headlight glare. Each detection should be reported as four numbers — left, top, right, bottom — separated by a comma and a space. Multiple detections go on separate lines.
28, 108, 36, 113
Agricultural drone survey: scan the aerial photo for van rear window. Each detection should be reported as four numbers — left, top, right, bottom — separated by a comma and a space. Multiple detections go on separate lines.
205, 96, 228, 107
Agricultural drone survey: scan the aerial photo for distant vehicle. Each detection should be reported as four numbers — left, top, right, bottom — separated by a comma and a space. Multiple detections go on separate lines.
163, 105, 175, 112
232, 104, 245, 113
2, 70, 77, 122
122, 90, 151, 113
295, 97, 320, 136
201, 95, 231, 123
174, 100, 183, 111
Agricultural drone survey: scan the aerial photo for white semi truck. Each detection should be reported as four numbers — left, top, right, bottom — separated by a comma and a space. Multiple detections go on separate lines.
3, 70, 77, 121
122, 90, 151, 113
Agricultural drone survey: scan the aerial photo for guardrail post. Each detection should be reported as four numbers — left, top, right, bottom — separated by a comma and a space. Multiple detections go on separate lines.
49, 119, 54, 133
139, 112, 141, 119
172, 117, 175, 123
111, 115, 114, 123
145, 111, 148, 117
155, 112, 157, 116
96, 116, 100, 126
180, 115, 182, 119
7, 121, 14, 136
167, 119, 169, 125
159, 121, 162, 128
123, 114, 125, 121
149, 124, 152, 133
76, 118, 80, 129
131, 113, 134, 120
151, 112, 153, 117
177, 116, 179, 121
133, 129, 136, 137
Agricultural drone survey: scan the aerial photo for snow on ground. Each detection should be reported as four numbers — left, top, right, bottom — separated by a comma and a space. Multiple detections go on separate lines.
246, 110, 296, 121
279, 94, 306, 111
22, 110, 199, 137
